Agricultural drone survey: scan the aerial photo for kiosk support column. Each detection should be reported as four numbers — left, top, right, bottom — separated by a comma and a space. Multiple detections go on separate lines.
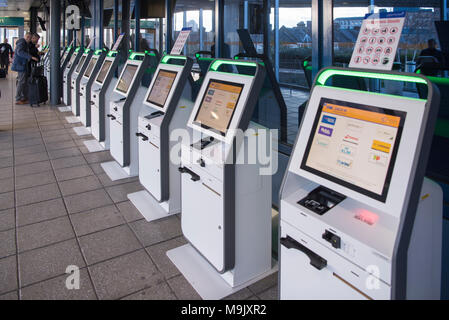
311, 0, 333, 80
50, 0, 61, 105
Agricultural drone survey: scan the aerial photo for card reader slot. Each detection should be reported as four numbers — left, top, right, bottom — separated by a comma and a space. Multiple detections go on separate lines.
280, 235, 327, 270
178, 167, 200, 182
144, 111, 165, 120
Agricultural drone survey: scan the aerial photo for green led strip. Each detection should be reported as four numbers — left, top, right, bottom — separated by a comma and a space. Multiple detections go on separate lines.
316, 69, 427, 86
210, 59, 258, 72
426, 75, 449, 86
75, 47, 80, 52
107, 50, 118, 57
144, 50, 157, 57
94, 49, 103, 55
161, 54, 186, 64
129, 52, 146, 60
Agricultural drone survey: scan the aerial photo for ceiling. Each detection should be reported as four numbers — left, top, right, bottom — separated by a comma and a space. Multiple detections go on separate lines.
0, 0, 42, 19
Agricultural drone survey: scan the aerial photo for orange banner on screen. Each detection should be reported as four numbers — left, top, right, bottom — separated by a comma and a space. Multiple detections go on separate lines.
210, 82, 243, 94
322, 103, 401, 128
372, 140, 392, 153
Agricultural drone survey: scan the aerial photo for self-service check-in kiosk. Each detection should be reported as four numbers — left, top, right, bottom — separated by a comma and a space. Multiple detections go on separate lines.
70, 48, 94, 120
75, 48, 108, 136
60, 44, 74, 71
167, 59, 277, 299
127, 54, 194, 221
83, 36, 125, 152
62, 47, 82, 107
100, 52, 150, 180
279, 68, 442, 300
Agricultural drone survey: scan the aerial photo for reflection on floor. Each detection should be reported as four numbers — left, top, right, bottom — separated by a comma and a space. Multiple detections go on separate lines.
0, 73, 278, 300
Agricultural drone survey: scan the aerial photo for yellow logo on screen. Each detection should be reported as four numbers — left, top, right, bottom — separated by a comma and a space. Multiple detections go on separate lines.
371, 140, 391, 153
226, 102, 236, 109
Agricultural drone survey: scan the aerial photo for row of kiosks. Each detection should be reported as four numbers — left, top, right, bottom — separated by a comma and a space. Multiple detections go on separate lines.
70, 47, 94, 120
164, 59, 277, 300
279, 68, 443, 300
62, 47, 82, 107
99, 52, 151, 179
128, 55, 194, 221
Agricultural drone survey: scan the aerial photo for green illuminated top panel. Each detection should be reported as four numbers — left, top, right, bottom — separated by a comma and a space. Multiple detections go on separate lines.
107, 50, 118, 57
161, 55, 186, 64
75, 47, 80, 52
129, 52, 146, 60
316, 69, 427, 86
210, 59, 258, 72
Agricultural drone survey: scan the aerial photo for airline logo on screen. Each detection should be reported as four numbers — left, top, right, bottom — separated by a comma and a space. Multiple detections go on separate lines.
318, 126, 333, 137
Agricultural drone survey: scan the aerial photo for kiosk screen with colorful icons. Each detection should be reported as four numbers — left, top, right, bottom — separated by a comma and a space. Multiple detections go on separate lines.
301, 98, 406, 202
194, 80, 244, 136
116, 64, 138, 94
96, 60, 112, 84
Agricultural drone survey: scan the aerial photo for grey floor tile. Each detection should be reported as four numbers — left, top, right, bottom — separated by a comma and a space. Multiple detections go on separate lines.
19, 239, 86, 287
0, 191, 14, 210
0, 290, 18, 300
43, 134, 74, 144
64, 189, 113, 214
97, 173, 139, 188
15, 160, 52, 177
224, 288, 254, 300
88, 249, 162, 300
145, 236, 187, 279
14, 137, 44, 149
0, 167, 13, 180
54, 165, 94, 182
46, 140, 77, 151
84, 151, 114, 164
13, 144, 47, 156
167, 275, 201, 300
71, 205, 125, 237
15, 171, 56, 190
105, 181, 144, 203
0, 157, 13, 169
17, 216, 75, 252
116, 201, 144, 223
40, 124, 66, 132
0, 149, 13, 159
0, 255, 18, 294
59, 175, 103, 196
257, 285, 278, 300
17, 198, 67, 227
0, 209, 15, 232
16, 183, 61, 207
121, 281, 177, 300
0, 229, 16, 258
20, 268, 97, 300
248, 272, 278, 295
79, 224, 141, 265
89, 163, 104, 175
47, 147, 82, 160
14, 152, 49, 166
129, 216, 182, 247
0, 177, 14, 193
51, 155, 87, 170
41, 128, 72, 138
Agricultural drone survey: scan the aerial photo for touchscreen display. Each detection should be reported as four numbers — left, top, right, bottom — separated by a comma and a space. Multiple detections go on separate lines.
76, 56, 86, 73
66, 55, 76, 69
193, 80, 244, 136
146, 70, 177, 108
84, 58, 97, 78
96, 60, 112, 84
116, 64, 138, 94
300, 98, 406, 202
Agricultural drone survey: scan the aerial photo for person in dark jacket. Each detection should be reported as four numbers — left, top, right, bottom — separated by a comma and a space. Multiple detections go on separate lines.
0, 38, 13, 74
11, 32, 38, 104
27, 33, 41, 77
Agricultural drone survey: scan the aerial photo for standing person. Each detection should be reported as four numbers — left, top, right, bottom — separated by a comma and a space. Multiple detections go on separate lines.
0, 38, 14, 74
27, 33, 41, 78
11, 32, 38, 105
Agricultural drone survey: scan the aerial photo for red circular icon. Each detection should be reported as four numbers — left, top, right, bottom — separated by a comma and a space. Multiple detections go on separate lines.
358, 46, 364, 54
363, 27, 371, 35
372, 28, 380, 35
360, 37, 368, 44
354, 56, 362, 64
363, 57, 370, 64
390, 27, 398, 34
372, 57, 380, 65
387, 36, 395, 44
366, 47, 374, 55
384, 47, 393, 55
369, 37, 377, 44
381, 27, 388, 35
377, 37, 386, 45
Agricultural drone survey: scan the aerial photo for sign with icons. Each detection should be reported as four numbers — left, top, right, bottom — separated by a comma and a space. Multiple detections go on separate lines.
170, 27, 192, 55
350, 11, 405, 71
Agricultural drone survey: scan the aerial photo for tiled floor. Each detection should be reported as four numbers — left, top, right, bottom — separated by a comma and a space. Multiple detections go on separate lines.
0, 72, 278, 300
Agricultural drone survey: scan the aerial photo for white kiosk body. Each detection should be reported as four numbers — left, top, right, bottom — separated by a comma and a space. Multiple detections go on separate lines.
168, 59, 276, 299
62, 47, 82, 106
79, 49, 108, 128
102, 52, 150, 179
279, 68, 442, 300
128, 55, 194, 221
70, 49, 93, 117
88, 36, 126, 150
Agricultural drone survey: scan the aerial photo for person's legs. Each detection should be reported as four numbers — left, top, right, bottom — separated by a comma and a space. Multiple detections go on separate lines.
15, 71, 28, 102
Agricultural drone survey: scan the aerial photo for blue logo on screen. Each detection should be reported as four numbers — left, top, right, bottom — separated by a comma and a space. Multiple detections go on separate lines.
318, 126, 333, 137
322, 115, 336, 125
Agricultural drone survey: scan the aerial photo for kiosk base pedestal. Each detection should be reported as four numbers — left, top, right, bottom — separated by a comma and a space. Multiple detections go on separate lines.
101, 161, 136, 181
58, 106, 71, 112
167, 244, 278, 300
73, 126, 91, 136
83, 140, 106, 153
66, 116, 81, 124
128, 190, 178, 222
